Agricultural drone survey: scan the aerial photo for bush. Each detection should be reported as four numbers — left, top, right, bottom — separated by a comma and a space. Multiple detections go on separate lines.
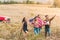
29, 1, 35, 4
2, 1, 20, 4
0, 1, 2, 4
36, 2, 40, 4
26, 0, 35, 4
53, 0, 60, 7
22, 1, 26, 4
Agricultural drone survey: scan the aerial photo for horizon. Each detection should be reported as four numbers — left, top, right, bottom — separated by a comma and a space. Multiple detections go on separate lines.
0, 0, 54, 3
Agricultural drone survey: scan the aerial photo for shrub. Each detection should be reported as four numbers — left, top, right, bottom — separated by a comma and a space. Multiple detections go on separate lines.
0, 1, 2, 4
3, 1, 19, 4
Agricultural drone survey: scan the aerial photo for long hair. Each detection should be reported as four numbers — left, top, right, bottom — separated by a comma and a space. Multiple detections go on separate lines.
22, 17, 26, 23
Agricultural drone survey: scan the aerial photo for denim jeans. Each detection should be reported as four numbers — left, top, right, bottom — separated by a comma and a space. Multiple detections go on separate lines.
45, 25, 50, 37
34, 27, 41, 35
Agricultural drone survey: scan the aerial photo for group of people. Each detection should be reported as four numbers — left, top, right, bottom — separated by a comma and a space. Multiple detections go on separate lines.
22, 14, 56, 38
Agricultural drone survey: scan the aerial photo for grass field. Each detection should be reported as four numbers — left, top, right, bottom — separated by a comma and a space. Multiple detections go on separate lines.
0, 4, 60, 40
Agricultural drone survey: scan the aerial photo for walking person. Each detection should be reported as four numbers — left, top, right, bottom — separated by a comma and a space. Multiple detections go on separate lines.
22, 17, 28, 40
22, 17, 28, 33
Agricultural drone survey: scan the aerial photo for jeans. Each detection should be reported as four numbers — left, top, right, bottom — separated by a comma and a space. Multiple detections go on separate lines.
45, 25, 50, 37
34, 27, 41, 35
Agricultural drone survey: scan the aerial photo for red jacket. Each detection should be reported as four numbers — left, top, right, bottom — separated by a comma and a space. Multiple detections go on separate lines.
0, 16, 5, 21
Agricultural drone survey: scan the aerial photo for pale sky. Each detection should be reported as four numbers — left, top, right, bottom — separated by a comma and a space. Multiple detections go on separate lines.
0, 0, 54, 3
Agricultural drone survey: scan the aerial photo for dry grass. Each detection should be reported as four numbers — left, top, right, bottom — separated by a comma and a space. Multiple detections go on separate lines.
0, 4, 60, 40
0, 22, 59, 40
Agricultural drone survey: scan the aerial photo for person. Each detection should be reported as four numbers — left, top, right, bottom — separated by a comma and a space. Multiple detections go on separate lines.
36, 15, 44, 28
32, 15, 44, 35
0, 16, 5, 22
36, 15, 44, 34
32, 17, 40, 35
22, 17, 28, 40
6, 17, 10, 23
22, 17, 28, 34
44, 15, 56, 37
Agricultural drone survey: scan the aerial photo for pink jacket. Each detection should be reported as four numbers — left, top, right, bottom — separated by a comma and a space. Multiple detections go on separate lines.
33, 21, 41, 28
36, 17, 44, 28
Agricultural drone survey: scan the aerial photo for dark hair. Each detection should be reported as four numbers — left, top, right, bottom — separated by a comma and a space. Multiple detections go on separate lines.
34, 16, 37, 19
45, 15, 48, 17
34, 14, 39, 19
37, 14, 39, 17
22, 17, 26, 22
34, 17, 37, 21
7, 18, 10, 21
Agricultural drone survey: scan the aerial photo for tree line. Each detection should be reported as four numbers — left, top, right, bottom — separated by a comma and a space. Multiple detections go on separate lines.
0, 0, 40, 4
0, 0, 60, 7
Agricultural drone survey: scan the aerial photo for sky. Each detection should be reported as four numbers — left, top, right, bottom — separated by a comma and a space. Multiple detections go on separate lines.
0, 0, 54, 3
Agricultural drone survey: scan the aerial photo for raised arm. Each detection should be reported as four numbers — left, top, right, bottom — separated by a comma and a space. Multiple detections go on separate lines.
50, 15, 56, 21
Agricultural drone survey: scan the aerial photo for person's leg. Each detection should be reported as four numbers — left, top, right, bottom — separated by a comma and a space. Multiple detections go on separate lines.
45, 27, 48, 37
25, 29, 28, 33
34, 27, 38, 35
38, 28, 41, 34
22, 29, 27, 40
48, 28, 50, 36
37, 28, 39, 34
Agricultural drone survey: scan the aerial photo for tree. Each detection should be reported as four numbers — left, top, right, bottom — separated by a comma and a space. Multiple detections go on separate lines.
4, 0, 5, 2
53, 0, 57, 7
26, 0, 29, 4
0, 1, 2, 4
53, 0, 60, 7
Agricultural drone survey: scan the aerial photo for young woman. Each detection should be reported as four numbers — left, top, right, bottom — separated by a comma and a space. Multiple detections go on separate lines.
36, 15, 44, 34
22, 17, 28, 34
22, 17, 28, 40
32, 15, 44, 35
33, 17, 40, 35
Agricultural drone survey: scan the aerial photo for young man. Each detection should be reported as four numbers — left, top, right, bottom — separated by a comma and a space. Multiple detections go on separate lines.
44, 15, 56, 37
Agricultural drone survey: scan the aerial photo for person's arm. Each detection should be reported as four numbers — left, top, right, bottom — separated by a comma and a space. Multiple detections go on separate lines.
29, 21, 34, 27
42, 20, 46, 26
50, 15, 56, 21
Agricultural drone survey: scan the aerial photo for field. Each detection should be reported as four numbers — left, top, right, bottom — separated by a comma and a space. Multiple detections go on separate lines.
0, 4, 60, 40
